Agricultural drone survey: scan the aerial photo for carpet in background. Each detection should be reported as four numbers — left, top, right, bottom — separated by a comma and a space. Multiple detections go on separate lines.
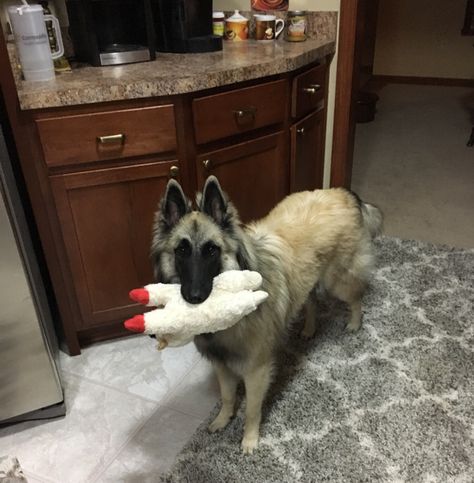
162, 237, 474, 482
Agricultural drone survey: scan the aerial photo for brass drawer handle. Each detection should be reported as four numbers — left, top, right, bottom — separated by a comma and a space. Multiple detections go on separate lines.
233, 106, 257, 125
302, 84, 321, 95
203, 159, 212, 170
97, 133, 125, 145
169, 165, 179, 178
297, 127, 305, 135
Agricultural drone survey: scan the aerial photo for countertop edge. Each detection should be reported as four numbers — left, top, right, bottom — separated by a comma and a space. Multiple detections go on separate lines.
15, 41, 335, 111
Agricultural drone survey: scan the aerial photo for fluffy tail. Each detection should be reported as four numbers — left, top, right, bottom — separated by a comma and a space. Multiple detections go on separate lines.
361, 202, 383, 238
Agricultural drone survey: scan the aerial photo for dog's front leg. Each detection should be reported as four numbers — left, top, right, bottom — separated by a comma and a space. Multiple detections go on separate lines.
241, 363, 272, 454
208, 363, 238, 433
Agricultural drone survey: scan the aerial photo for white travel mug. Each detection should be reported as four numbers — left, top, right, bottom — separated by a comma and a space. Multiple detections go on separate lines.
8, 4, 64, 82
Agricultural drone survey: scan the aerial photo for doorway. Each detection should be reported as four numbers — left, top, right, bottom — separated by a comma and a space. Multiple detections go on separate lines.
332, 0, 474, 248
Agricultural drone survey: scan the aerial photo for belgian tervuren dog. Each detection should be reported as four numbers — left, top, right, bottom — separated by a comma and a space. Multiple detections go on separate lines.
151, 176, 382, 453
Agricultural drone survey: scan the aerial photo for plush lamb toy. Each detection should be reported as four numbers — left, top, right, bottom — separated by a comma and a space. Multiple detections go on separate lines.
124, 270, 268, 350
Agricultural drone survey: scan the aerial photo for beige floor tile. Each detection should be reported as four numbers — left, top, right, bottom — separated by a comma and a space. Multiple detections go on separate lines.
0, 373, 156, 483
60, 336, 201, 403
97, 406, 202, 482
164, 357, 220, 419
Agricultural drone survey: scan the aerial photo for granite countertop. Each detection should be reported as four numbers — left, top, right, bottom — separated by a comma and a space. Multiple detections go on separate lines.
9, 12, 337, 111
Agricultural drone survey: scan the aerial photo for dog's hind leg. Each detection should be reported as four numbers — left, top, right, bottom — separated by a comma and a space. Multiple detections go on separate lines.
208, 363, 239, 433
241, 362, 272, 454
301, 296, 318, 339
328, 277, 365, 333
346, 298, 362, 332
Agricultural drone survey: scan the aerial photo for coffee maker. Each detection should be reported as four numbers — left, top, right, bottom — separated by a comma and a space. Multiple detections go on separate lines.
66, 0, 156, 66
152, 0, 222, 53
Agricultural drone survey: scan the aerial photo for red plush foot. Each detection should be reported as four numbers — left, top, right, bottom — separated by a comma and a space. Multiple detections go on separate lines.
124, 315, 145, 333
129, 288, 149, 305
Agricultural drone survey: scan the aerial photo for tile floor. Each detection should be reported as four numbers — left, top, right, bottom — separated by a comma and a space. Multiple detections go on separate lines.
0, 337, 219, 482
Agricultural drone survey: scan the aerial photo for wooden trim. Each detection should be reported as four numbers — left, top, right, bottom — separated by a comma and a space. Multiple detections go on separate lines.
462, 0, 474, 35
50, 158, 179, 189
78, 322, 133, 348
371, 75, 474, 88
330, 0, 361, 188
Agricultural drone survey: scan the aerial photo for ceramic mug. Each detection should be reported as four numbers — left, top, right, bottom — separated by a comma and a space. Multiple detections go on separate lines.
254, 15, 284, 41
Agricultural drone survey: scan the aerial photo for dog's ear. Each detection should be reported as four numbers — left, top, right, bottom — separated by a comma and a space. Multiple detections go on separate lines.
201, 176, 228, 226
159, 179, 191, 230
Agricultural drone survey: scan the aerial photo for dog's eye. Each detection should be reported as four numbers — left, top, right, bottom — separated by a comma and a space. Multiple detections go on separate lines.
203, 242, 219, 257
175, 239, 191, 257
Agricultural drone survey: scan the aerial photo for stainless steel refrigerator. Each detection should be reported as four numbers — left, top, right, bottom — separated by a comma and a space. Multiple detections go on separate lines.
0, 94, 65, 424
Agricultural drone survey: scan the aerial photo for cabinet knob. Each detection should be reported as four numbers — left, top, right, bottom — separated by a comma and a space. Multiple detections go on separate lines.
169, 165, 179, 178
233, 106, 257, 125
202, 159, 212, 170
302, 84, 321, 95
297, 127, 305, 135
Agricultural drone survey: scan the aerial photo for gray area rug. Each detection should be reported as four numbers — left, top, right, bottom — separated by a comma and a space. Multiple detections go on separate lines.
162, 237, 474, 482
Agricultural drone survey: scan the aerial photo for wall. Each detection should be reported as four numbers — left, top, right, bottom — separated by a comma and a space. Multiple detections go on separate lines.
374, 0, 474, 79
0, 0, 67, 37
214, 0, 341, 188
214, 0, 337, 10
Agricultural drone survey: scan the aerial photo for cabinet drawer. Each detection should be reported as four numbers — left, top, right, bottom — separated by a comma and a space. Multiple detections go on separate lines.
36, 105, 177, 167
292, 63, 326, 119
193, 79, 287, 145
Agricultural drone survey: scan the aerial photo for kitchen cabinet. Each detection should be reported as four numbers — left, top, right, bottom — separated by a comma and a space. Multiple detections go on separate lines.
196, 132, 288, 222
49, 161, 180, 328
290, 108, 326, 192
21, 60, 329, 354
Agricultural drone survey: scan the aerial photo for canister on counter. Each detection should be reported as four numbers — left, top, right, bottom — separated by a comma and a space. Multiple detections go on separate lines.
225, 10, 249, 41
285, 10, 307, 42
213, 11, 225, 37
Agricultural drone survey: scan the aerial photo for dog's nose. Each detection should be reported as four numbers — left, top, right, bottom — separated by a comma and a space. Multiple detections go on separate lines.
187, 291, 206, 304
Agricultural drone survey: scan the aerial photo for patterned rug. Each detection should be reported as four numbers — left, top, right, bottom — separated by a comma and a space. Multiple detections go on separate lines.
162, 237, 474, 482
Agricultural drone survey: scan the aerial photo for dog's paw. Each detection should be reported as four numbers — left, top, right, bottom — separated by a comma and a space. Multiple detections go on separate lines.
346, 320, 361, 333
208, 413, 231, 433
300, 326, 316, 340
241, 434, 259, 454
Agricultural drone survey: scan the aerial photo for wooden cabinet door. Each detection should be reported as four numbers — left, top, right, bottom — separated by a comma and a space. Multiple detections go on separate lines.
196, 131, 288, 222
290, 108, 325, 192
50, 160, 179, 328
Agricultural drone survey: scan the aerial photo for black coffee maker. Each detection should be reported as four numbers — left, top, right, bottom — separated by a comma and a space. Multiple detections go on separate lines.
66, 0, 156, 66
152, 0, 222, 53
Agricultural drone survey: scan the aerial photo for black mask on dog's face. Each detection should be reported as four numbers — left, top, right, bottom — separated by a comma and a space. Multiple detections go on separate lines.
174, 238, 222, 304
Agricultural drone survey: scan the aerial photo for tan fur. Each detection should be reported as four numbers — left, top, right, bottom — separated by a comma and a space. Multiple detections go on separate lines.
152, 180, 382, 454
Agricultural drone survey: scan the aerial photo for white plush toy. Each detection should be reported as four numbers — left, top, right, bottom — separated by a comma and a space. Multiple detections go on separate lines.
124, 270, 268, 350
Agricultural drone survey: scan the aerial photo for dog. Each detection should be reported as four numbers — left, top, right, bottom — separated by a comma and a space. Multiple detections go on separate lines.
151, 175, 383, 453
